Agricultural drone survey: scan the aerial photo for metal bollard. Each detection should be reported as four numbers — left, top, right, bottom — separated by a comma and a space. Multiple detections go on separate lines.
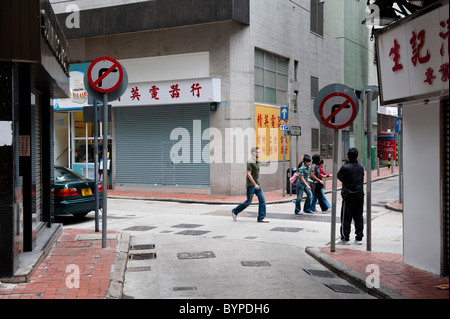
388, 154, 391, 172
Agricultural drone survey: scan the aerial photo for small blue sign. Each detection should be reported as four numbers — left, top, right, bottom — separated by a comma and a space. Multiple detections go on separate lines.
395, 118, 403, 133
280, 106, 289, 121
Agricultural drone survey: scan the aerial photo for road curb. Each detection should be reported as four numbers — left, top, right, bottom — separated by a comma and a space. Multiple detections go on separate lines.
106, 232, 130, 299
305, 246, 406, 299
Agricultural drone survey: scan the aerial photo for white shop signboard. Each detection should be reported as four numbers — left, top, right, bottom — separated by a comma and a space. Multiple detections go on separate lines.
54, 56, 220, 110
376, 3, 449, 105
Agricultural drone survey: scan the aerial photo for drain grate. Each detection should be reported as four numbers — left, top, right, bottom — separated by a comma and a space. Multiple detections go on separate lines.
241, 261, 271, 267
123, 226, 156, 231
176, 230, 210, 236
127, 266, 151, 272
303, 269, 336, 278
129, 252, 157, 260
172, 224, 203, 229
131, 244, 155, 250
173, 286, 197, 291
271, 227, 303, 233
177, 251, 216, 259
324, 284, 361, 294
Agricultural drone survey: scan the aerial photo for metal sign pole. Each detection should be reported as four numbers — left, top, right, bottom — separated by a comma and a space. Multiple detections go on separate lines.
94, 99, 99, 232
366, 90, 373, 252
331, 129, 339, 252
282, 121, 286, 198
289, 132, 292, 196
102, 93, 108, 249
398, 107, 403, 204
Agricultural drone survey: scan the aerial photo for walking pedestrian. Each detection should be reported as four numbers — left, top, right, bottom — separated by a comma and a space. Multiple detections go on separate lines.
294, 155, 313, 215
337, 148, 365, 245
310, 158, 331, 212
232, 147, 269, 223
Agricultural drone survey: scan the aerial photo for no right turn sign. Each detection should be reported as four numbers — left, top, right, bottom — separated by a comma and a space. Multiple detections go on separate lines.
313, 84, 359, 130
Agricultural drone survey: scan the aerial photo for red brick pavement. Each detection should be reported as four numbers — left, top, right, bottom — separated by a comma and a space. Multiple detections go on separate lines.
0, 229, 117, 299
319, 247, 449, 299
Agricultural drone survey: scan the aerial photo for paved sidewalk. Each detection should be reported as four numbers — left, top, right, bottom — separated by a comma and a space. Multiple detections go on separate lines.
0, 229, 118, 299
306, 247, 448, 299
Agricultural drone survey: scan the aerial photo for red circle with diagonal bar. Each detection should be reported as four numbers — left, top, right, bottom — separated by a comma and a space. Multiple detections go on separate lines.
87, 56, 124, 93
319, 92, 358, 130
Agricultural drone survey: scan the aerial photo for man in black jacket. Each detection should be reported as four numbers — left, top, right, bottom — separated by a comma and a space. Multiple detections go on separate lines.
337, 148, 365, 245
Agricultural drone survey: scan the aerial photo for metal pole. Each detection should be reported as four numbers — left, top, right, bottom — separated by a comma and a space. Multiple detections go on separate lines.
366, 90, 372, 252
330, 129, 339, 252
376, 157, 380, 177
282, 122, 286, 198
398, 107, 403, 204
94, 99, 99, 232
102, 93, 108, 248
289, 132, 292, 196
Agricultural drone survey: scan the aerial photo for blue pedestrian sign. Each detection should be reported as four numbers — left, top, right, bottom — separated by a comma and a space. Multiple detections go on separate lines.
280, 106, 289, 121
395, 118, 403, 133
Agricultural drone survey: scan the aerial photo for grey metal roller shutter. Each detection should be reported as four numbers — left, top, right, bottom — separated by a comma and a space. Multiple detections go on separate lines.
115, 104, 210, 188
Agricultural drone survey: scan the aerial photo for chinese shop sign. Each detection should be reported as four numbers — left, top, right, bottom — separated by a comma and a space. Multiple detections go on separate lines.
55, 61, 221, 110
376, 4, 449, 104
255, 104, 290, 161
111, 78, 221, 107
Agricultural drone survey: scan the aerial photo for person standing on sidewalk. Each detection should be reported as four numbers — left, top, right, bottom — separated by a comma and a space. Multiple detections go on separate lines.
337, 148, 365, 245
232, 147, 269, 223
294, 155, 313, 215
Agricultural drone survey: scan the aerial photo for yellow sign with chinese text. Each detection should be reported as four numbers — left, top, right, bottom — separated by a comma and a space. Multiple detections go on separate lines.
255, 104, 290, 161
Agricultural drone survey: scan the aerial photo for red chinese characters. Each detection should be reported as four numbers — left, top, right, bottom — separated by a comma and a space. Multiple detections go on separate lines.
440, 63, 449, 82
130, 87, 141, 101
169, 84, 181, 99
190, 83, 202, 98
424, 67, 436, 85
410, 29, 430, 67
389, 39, 404, 72
388, 21, 449, 87
149, 85, 160, 100
439, 19, 449, 57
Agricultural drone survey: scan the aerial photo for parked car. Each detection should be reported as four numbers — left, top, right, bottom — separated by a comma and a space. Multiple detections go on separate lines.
52, 166, 103, 217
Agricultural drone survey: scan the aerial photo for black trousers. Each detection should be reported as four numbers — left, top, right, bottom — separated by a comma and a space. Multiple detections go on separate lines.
340, 194, 364, 241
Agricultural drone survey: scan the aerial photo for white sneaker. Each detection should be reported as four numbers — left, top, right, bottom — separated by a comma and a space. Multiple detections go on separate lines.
337, 239, 350, 245
355, 239, 363, 245
231, 211, 238, 221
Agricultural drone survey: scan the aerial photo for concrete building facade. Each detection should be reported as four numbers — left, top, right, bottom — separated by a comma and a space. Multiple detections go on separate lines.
50, 0, 347, 196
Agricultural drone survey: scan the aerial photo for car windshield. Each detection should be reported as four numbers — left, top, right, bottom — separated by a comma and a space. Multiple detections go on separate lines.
54, 167, 86, 182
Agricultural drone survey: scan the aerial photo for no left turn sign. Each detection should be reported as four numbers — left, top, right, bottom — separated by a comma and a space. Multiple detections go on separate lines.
313, 83, 359, 130
87, 56, 124, 93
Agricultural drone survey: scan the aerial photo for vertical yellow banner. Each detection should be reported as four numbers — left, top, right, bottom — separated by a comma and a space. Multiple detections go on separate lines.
255, 104, 290, 161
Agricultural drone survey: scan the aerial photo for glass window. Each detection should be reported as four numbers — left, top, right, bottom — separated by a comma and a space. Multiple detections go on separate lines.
254, 49, 289, 106
255, 67, 264, 86
255, 85, 265, 102
74, 140, 87, 163
255, 50, 265, 67
266, 70, 276, 88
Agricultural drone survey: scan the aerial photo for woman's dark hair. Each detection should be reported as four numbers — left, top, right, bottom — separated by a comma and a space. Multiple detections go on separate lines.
298, 154, 311, 169
312, 154, 320, 164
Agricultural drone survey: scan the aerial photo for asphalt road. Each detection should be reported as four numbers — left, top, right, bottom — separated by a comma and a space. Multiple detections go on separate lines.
57, 176, 402, 300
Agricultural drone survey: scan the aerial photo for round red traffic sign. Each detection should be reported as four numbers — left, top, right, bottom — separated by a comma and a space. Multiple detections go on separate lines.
87, 56, 124, 93
319, 92, 358, 130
